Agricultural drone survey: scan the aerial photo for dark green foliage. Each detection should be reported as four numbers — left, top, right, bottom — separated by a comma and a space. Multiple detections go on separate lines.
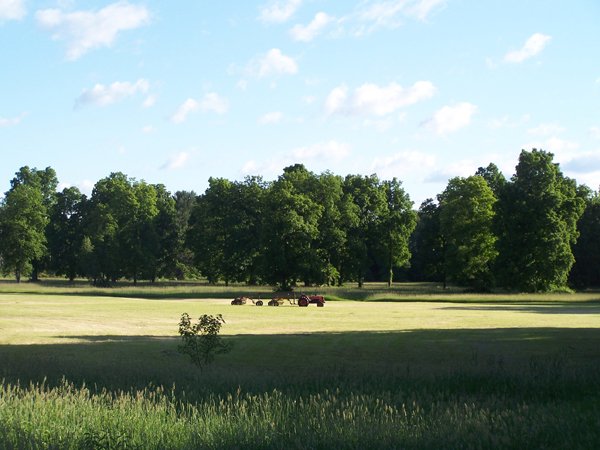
0, 183, 49, 282
409, 199, 445, 283
570, 188, 600, 288
178, 313, 232, 368
439, 176, 498, 290
496, 149, 585, 291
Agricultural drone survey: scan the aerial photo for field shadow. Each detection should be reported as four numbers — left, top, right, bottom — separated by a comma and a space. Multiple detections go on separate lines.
440, 304, 600, 314
2, 327, 600, 397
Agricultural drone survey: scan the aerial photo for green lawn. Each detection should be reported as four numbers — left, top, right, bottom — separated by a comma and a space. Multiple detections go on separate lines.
1, 288, 600, 448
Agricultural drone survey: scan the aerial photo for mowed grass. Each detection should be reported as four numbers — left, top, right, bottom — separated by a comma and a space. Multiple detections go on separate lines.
1, 290, 600, 449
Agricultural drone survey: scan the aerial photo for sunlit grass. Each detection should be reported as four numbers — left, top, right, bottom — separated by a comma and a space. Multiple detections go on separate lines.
1, 290, 600, 448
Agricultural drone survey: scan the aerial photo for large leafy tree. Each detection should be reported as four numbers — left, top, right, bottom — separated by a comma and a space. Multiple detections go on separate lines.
46, 187, 86, 281
341, 174, 386, 287
8, 166, 58, 280
496, 149, 585, 291
259, 165, 322, 289
0, 184, 49, 282
377, 179, 416, 286
439, 176, 498, 290
83, 173, 137, 284
569, 187, 600, 288
409, 199, 445, 284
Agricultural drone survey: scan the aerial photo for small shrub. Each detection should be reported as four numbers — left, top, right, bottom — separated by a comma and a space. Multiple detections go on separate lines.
177, 313, 232, 369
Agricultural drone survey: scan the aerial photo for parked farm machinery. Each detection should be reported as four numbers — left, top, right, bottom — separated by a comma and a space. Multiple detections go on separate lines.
231, 292, 325, 307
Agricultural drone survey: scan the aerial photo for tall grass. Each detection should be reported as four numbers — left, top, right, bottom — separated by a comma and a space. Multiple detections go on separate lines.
2, 361, 599, 449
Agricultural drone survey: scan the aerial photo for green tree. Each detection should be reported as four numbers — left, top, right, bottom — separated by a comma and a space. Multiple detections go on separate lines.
569, 187, 600, 288
341, 174, 386, 287
377, 179, 417, 286
46, 187, 86, 281
439, 176, 498, 290
496, 149, 585, 291
260, 165, 322, 289
173, 190, 198, 279
409, 199, 445, 283
0, 184, 49, 282
8, 166, 58, 280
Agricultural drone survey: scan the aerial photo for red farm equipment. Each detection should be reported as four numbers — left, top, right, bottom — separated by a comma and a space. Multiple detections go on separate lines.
231, 292, 325, 307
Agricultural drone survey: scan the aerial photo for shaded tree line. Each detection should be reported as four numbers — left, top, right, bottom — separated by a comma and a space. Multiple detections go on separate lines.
0, 150, 598, 292
0, 164, 416, 289
410, 149, 598, 292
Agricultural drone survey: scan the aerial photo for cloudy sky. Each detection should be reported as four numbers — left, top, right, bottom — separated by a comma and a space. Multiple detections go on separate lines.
1, 0, 599, 205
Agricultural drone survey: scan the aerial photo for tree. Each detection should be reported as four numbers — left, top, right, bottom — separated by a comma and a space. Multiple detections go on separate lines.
475, 163, 506, 198
377, 179, 416, 286
439, 176, 498, 290
569, 187, 600, 288
409, 199, 445, 283
259, 165, 322, 289
173, 190, 198, 279
341, 174, 386, 287
496, 149, 585, 291
178, 313, 232, 368
46, 187, 86, 281
0, 184, 49, 282
8, 166, 58, 280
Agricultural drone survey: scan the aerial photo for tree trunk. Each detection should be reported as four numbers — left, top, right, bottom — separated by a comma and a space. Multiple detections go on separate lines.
15, 269, 21, 283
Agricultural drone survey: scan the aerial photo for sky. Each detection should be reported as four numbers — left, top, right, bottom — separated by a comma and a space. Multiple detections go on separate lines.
1, 0, 599, 206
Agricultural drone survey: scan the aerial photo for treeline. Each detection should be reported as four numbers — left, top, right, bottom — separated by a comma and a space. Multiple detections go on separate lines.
0, 149, 598, 292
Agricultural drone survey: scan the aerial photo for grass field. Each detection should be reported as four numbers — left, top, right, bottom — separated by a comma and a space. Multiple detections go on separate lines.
1, 283, 600, 448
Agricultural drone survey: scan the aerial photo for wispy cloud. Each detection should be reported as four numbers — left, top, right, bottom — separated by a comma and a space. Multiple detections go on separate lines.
0, 112, 26, 127
36, 1, 150, 60
290, 12, 333, 42
325, 81, 435, 116
241, 140, 350, 177
0, 0, 26, 21
170, 93, 229, 124
504, 33, 551, 63
258, 111, 283, 125
161, 152, 190, 170
259, 0, 302, 23
75, 79, 149, 108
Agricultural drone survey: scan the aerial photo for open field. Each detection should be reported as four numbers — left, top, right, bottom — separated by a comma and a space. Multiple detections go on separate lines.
1, 286, 600, 448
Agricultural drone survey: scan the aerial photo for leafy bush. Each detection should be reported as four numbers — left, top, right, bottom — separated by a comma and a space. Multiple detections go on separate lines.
177, 313, 232, 368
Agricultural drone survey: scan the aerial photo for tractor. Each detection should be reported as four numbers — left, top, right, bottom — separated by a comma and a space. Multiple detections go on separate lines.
231, 296, 263, 306
297, 294, 325, 307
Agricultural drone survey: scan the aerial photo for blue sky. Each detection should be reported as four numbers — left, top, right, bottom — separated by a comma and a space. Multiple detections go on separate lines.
1, 0, 599, 205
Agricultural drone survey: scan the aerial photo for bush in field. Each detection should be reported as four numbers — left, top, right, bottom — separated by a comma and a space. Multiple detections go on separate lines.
178, 313, 232, 368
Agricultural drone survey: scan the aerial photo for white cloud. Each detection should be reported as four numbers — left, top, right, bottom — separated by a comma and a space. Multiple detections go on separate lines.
171, 99, 199, 124
290, 140, 350, 160
170, 93, 228, 123
142, 94, 156, 108
254, 48, 298, 78
504, 33, 551, 63
562, 152, 600, 174
589, 126, 600, 139
75, 79, 149, 107
258, 111, 283, 125
353, 0, 446, 35
0, 112, 26, 127
36, 2, 150, 60
527, 122, 565, 136
290, 12, 332, 42
427, 102, 477, 134
78, 179, 95, 195
371, 151, 436, 179
141, 125, 154, 133
326, 81, 435, 116
241, 140, 350, 177
199, 93, 229, 115
161, 152, 190, 170
0, 0, 26, 20
259, 0, 302, 23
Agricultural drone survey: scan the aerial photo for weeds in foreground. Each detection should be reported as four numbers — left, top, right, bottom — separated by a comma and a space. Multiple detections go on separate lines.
1, 360, 599, 450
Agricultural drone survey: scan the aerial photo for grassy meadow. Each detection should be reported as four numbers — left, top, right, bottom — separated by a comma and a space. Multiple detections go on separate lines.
1, 281, 600, 448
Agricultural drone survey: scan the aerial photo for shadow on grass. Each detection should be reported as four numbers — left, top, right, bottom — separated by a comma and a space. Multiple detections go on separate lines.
2, 327, 600, 399
439, 303, 600, 314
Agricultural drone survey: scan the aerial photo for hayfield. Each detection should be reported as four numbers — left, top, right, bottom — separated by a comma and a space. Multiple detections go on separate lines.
1, 284, 600, 448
